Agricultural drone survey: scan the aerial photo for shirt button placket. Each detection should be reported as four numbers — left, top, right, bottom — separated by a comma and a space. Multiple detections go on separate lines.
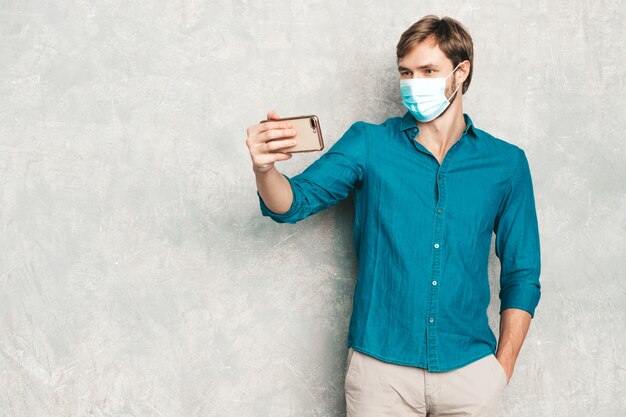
427, 169, 446, 370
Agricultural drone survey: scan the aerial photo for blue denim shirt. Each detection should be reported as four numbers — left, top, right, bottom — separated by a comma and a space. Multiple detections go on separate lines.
257, 111, 541, 372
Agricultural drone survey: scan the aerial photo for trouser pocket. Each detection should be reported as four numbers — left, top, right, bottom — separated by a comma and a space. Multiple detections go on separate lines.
491, 354, 509, 387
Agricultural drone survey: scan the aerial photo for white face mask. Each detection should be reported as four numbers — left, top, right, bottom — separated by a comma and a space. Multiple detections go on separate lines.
400, 62, 463, 122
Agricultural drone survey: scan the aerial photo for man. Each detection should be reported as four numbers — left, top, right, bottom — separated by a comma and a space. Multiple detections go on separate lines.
246, 15, 541, 417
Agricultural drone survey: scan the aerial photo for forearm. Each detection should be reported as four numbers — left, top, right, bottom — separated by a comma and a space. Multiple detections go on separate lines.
255, 166, 294, 215
496, 307, 532, 379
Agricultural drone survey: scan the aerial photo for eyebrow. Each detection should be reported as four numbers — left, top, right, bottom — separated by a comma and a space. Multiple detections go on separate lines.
397, 64, 440, 71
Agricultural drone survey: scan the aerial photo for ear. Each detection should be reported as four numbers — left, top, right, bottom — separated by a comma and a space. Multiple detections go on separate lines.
457, 60, 471, 84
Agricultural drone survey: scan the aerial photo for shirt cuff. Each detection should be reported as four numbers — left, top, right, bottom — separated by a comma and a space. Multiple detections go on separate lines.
499, 283, 541, 318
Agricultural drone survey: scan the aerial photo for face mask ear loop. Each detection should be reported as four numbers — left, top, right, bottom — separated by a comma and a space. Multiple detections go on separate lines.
447, 81, 462, 103
445, 61, 464, 101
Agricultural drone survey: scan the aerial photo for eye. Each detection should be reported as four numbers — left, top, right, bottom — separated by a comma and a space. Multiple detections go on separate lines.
400, 71, 411, 76
425, 69, 434, 75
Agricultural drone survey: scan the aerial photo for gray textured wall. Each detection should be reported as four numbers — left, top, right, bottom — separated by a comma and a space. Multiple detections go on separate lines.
1, 0, 624, 416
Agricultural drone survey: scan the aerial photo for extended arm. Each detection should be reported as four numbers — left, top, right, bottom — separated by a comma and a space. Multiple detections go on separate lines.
257, 121, 368, 224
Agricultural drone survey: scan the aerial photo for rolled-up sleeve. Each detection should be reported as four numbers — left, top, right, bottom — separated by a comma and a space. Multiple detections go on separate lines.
494, 148, 542, 318
257, 121, 368, 224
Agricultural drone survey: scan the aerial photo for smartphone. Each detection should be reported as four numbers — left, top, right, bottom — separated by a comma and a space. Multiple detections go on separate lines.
260, 115, 324, 153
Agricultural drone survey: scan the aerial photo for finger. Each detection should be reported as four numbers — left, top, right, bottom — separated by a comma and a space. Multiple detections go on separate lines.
267, 110, 281, 120
257, 127, 297, 144
251, 134, 296, 154
264, 137, 297, 152
248, 121, 293, 136
275, 151, 292, 158
254, 152, 292, 167
274, 152, 293, 161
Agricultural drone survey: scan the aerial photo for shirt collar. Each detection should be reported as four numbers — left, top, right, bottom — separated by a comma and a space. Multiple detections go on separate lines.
400, 110, 477, 138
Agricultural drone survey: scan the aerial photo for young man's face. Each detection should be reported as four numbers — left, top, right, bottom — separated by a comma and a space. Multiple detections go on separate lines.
397, 36, 462, 100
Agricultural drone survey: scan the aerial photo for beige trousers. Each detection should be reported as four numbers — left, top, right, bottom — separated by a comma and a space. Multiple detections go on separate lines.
345, 347, 509, 417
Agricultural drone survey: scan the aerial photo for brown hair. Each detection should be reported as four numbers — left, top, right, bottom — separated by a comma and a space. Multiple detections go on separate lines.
396, 15, 474, 94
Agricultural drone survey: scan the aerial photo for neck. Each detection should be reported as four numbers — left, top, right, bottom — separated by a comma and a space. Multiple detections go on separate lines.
416, 96, 466, 144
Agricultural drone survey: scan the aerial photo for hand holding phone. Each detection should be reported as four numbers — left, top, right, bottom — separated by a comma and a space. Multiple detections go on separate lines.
259, 115, 325, 153
246, 111, 298, 174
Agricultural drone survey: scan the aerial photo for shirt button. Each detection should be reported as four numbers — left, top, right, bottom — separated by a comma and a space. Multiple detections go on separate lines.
432, 280, 437, 286
437, 208, 443, 214
438, 174, 443, 180
429, 317, 435, 323
434, 243, 440, 248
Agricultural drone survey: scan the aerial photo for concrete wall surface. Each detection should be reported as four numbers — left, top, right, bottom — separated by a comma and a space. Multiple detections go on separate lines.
1, 0, 624, 416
